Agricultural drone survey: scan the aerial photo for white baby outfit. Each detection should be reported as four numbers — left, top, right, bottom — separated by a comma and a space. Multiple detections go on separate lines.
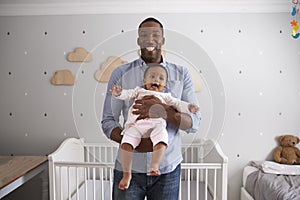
115, 87, 190, 148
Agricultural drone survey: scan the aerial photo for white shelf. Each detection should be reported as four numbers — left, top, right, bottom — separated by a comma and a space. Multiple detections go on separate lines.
0, 0, 290, 16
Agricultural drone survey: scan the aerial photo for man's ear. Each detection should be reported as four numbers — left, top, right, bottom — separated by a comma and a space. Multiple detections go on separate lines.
137, 37, 141, 46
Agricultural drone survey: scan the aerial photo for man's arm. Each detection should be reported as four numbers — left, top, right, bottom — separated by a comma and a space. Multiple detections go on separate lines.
163, 103, 193, 130
110, 127, 153, 152
109, 127, 123, 144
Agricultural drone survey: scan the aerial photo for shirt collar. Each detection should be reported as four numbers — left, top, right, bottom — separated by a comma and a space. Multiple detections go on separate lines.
138, 56, 167, 67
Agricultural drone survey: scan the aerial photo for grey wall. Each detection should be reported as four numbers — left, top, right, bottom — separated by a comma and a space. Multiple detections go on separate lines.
1, 13, 299, 200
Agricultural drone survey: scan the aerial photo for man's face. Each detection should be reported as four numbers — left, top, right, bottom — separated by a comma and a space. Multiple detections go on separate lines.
137, 21, 165, 64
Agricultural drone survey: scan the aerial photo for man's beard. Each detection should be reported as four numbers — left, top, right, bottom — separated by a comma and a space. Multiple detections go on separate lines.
140, 48, 161, 63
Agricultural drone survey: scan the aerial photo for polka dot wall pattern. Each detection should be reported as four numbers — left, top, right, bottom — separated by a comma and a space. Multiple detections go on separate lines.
0, 13, 299, 200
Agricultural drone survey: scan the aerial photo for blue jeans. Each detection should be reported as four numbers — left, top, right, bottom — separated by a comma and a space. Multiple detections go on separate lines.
113, 164, 181, 200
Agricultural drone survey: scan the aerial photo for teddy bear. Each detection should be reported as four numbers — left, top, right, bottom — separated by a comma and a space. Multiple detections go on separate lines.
273, 135, 300, 165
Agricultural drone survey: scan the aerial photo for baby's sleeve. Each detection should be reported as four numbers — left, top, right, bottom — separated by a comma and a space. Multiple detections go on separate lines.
164, 93, 191, 113
115, 87, 140, 101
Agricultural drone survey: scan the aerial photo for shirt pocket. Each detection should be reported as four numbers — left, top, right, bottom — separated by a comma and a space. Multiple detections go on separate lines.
167, 80, 183, 98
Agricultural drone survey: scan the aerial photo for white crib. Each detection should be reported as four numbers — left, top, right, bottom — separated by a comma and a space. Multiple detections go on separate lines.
48, 138, 228, 200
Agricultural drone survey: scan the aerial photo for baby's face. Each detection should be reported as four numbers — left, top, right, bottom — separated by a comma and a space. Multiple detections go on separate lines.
143, 66, 167, 92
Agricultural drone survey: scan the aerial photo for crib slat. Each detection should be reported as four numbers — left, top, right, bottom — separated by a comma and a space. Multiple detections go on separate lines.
104, 147, 107, 162
68, 167, 71, 200
179, 178, 182, 200
196, 169, 199, 199
59, 167, 62, 200
187, 169, 190, 200
205, 168, 208, 200
214, 168, 217, 200
110, 167, 113, 200
100, 168, 104, 200
191, 147, 194, 179
93, 147, 96, 162
76, 167, 79, 200
87, 147, 91, 179
93, 167, 96, 200
184, 147, 188, 180
85, 168, 88, 200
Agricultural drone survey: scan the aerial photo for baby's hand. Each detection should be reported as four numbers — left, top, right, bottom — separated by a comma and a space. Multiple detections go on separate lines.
188, 104, 199, 113
110, 85, 122, 97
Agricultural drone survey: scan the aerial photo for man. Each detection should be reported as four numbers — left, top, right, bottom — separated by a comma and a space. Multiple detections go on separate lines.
101, 17, 200, 200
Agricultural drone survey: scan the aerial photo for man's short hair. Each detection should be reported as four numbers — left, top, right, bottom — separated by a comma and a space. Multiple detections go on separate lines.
138, 17, 164, 34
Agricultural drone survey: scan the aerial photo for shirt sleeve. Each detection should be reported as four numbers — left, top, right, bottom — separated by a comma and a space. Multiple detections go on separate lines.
180, 67, 201, 133
101, 68, 124, 139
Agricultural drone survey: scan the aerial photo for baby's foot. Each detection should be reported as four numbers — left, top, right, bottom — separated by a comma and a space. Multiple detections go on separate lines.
150, 168, 161, 176
119, 174, 131, 190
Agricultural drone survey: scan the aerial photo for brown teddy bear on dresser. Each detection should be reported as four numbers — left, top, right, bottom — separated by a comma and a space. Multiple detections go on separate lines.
274, 135, 300, 165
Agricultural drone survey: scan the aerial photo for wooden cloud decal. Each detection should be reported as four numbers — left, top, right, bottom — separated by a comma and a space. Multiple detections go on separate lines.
67, 47, 92, 62
51, 69, 75, 85
95, 56, 128, 82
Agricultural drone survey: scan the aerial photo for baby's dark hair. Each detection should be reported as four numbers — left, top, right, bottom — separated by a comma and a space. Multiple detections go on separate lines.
144, 63, 168, 81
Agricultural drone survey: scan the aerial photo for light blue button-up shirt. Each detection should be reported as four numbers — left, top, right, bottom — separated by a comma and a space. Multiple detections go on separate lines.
101, 57, 201, 174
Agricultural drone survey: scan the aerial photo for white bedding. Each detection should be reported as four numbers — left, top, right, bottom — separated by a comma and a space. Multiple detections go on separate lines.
261, 161, 300, 175
248, 160, 300, 175
243, 161, 300, 200
241, 166, 257, 200
242, 166, 258, 187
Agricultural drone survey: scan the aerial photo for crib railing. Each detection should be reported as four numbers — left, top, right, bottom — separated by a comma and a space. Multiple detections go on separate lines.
52, 162, 114, 200
180, 163, 222, 200
180, 140, 227, 200
49, 138, 227, 200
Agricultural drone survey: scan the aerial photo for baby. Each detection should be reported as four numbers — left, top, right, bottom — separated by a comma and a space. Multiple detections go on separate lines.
111, 64, 199, 190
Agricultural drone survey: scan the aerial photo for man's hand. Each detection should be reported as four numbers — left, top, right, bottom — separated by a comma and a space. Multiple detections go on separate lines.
132, 95, 167, 120
132, 95, 192, 130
